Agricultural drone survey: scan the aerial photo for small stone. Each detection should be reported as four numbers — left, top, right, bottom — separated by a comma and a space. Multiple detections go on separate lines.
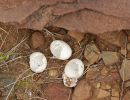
101, 51, 119, 65
111, 89, 119, 97
84, 43, 100, 65
31, 32, 45, 49
48, 69, 59, 78
99, 31, 126, 47
119, 59, 130, 81
68, 30, 85, 42
45, 83, 71, 100
72, 80, 92, 100
111, 97, 119, 100
96, 89, 110, 99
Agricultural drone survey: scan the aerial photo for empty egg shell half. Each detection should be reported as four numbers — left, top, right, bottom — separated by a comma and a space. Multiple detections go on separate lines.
50, 40, 72, 60
64, 59, 84, 79
62, 59, 84, 87
29, 52, 47, 73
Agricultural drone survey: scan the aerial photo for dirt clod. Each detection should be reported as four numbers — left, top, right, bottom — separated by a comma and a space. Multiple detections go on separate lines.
31, 32, 45, 49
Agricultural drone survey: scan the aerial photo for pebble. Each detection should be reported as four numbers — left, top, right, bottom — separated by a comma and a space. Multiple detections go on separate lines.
48, 69, 59, 78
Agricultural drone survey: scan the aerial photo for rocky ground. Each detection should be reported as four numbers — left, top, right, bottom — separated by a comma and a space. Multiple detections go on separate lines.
0, 22, 130, 100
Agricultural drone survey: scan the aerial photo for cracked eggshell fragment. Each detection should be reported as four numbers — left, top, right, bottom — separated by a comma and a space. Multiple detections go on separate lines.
65, 59, 84, 79
62, 73, 78, 87
50, 40, 72, 60
29, 52, 47, 73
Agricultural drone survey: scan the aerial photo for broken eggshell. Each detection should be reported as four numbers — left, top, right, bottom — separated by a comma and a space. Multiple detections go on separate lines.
50, 40, 72, 60
29, 52, 47, 73
62, 59, 84, 87
62, 73, 78, 87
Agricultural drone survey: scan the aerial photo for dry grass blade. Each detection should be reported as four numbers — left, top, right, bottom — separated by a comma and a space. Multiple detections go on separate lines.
67, 90, 72, 100
0, 55, 28, 67
29, 97, 47, 100
8, 36, 29, 53
5, 68, 30, 100
0, 27, 10, 50
120, 37, 127, 100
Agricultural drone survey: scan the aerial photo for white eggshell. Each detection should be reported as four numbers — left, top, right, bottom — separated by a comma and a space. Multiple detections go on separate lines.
64, 59, 84, 78
62, 73, 77, 87
29, 52, 47, 73
50, 40, 72, 60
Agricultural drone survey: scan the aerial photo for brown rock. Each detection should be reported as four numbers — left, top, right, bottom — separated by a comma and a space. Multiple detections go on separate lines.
119, 59, 130, 81
111, 97, 119, 100
86, 67, 100, 80
84, 43, 100, 65
111, 89, 119, 97
67, 30, 85, 42
72, 80, 92, 100
45, 83, 71, 100
127, 51, 130, 58
99, 31, 126, 47
125, 81, 130, 87
96, 89, 110, 99
101, 51, 120, 65
31, 32, 45, 49
123, 91, 130, 100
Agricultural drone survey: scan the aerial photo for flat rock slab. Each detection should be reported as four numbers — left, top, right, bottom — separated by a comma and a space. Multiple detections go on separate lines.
44, 83, 71, 100
0, 0, 130, 34
101, 51, 120, 66
84, 43, 100, 65
72, 79, 92, 100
